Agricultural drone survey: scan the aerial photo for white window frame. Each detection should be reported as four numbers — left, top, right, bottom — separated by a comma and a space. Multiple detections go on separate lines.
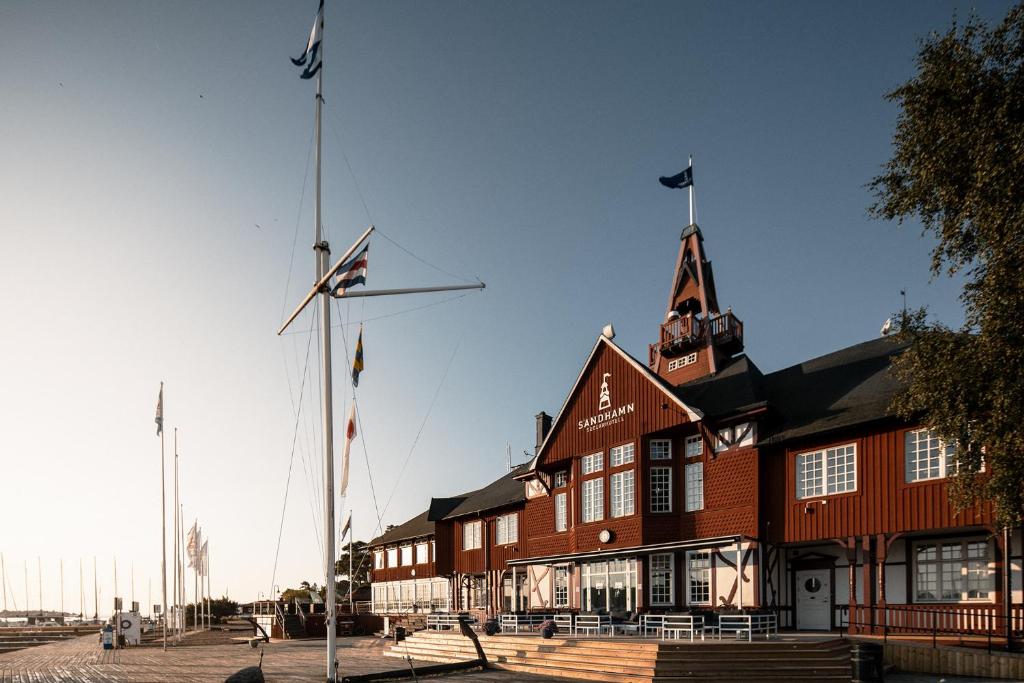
554, 492, 568, 532
684, 435, 703, 458
374, 550, 384, 570
913, 539, 994, 603
582, 477, 604, 523
686, 550, 712, 605
796, 443, 857, 499
386, 547, 398, 568
685, 461, 704, 512
668, 352, 698, 371
415, 542, 429, 565
649, 553, 675, 606
581, 452, 603, 474
495, 513, 518, 545
554, 566, 569, 608
610, 470, 635, 518
610, 443, 635, 467
650, 466, 672, 513
462, 521, 482, 550
905, 428, 957, 483
400, 545, 413, 566
554, 470, 568, 488
649, 439, 672, 461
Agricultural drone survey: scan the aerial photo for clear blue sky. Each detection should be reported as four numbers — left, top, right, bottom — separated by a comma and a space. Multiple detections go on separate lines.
0, 0, 1012, 610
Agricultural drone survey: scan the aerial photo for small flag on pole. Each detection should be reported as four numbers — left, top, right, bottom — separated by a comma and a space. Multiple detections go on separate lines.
340, 511, 352, 542
199, 541, 208, 577
331, 245, 368, 296
291, 0, 324, 80
155, 383, 164, 436
352, 326, 364, 387
340, 403, 356, 497
186, 523, 198, 568
658, 166, 694, 189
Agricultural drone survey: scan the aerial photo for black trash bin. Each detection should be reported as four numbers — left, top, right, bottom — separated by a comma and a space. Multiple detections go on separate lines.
851, 641, 884, 682
393, 626, 406, 642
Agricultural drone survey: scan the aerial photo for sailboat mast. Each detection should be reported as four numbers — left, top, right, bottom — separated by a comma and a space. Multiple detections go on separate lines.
79, 559, 84, 619
312, 4, 338, 675
60, 559, 64, 621
173, 428, 179, 636
1, 553, 6, 616
37, 556, 41, 615
93, 556, 98, 620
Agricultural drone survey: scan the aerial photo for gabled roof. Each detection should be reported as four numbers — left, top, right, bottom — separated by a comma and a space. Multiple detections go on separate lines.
525, 335, 702, 475
759, 337, 908, 445
368, 509, 436, 547
433, 464, 528, 520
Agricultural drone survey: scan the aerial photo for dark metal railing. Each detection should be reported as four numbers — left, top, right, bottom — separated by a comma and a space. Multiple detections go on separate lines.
838, 604, 1023, 654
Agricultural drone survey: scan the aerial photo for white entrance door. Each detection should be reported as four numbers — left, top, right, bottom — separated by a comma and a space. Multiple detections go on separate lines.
795, 569, 831, 630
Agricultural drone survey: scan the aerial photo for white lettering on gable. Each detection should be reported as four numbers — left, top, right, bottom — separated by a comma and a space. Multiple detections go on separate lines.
577, 402, 635, 433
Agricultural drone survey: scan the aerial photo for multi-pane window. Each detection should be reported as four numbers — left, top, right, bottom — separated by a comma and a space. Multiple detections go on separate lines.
685, 462, 704, 511
684, 435, 703, 458
610, 470, 635, 518
905, 428, 957, 482
555, 492, 568, 532
714, 422, 755, 451
463, 521, 482, 550
687, 551, 711, 605
386, 547, 398, 567
650, 439, 672, 460
650, 467, 672, 512
582, 478, 604, 523
581, 452, 604, 474
554, 567, 569, 607
400, 545, 413, 566
554, 470, 568, 488
610, 443, 635, 466
796, 444, 856, 499
416, 542, 429, 564
374, 551, 384, 570
496, 513, 518, 545
915, 540, 993, 602
650, 553, 674, 605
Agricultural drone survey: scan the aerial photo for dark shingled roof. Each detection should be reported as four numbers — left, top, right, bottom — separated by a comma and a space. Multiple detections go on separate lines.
431, 464, 528, 521
368, 509, 436, 547
674, 354, 765, 418
370, 466, 528, 546
758, 337, 908, 445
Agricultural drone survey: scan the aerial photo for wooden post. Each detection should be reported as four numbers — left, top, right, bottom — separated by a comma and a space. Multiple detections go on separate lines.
862, 535, 873, 633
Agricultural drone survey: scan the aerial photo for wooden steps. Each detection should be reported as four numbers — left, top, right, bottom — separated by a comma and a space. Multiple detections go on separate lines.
382, 631, 852, 682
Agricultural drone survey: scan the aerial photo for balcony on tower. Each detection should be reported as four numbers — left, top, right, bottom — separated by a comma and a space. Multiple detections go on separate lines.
649, 309, 744, 365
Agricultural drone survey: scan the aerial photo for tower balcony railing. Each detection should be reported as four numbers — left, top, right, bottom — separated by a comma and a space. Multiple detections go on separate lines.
649, 310, 744, 365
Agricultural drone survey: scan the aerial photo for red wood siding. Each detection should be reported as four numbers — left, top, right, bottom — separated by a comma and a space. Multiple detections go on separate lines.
765, 422, 994, 544
451, 506, 526, 574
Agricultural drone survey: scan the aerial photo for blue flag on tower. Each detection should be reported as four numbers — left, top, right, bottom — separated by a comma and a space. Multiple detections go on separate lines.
659, 166, 693, 189
291, 0, 323, 80
331, 244, 368, 296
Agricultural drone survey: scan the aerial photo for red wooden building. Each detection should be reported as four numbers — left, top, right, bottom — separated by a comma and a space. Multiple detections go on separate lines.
369, 215, 1022, 634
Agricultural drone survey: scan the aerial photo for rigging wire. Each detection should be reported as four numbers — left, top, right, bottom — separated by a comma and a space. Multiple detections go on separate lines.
279, 124, 317, 324
375, 228, 477, 285
269, 309, 318, 598
280, 291, 475, 335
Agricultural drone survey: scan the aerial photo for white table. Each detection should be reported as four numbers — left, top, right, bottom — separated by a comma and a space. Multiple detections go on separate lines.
717, 613, 777, 641
661, 614, 705, 641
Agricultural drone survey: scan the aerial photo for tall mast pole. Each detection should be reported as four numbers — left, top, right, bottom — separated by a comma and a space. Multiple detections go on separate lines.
79, 559, 84, 620
173, 428, 179, 637
24, 561, 28, 618
1, 553, 6, 616
93, 556, 98, 621
159, 382, 168, 649
60, 559, 64, 621
313, 4, 338, 675
37, 556, 41, 615
179, 504, 185, 633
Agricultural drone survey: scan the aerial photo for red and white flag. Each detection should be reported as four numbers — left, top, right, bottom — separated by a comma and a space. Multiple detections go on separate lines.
340, 403, 356, 496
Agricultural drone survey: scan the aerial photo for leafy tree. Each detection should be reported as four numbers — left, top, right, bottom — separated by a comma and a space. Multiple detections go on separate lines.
185, 596, 238, 624
279, 581, 321, 603
335, 540, 372, 600
870, 4, 1024, 527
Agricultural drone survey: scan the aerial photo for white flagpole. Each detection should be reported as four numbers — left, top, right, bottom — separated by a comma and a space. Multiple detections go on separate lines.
310, 5, 338, 676
332, 282, 485, 299
179, 503, 185, 634
688, 155, 694, 227
60, 559, 64, 622
173, 428, 179, 637
79, 559, 83, 620
159, 383, 168, 650
93, 556, 98, 621
349, 520, 354, 614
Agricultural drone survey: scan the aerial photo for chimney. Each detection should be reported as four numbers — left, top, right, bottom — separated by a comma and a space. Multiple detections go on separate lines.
535, 411, 552, 452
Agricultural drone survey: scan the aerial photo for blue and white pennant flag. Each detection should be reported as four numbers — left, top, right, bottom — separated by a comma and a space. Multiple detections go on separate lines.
291, 0, 324, 80
331, 244, 368, 296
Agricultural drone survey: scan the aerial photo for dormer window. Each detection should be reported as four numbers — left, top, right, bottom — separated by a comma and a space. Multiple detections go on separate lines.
714, 422, 755, 451
554, 470, 568, 488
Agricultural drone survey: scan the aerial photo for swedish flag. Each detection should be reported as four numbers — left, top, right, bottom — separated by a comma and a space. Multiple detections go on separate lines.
352, 326, 364, 387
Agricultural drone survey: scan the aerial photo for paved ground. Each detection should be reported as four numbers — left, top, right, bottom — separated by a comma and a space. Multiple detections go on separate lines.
0, 633, 570, 682
888, 676, 1023, 683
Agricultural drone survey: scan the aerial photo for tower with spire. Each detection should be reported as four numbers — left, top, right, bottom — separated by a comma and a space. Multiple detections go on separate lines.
649, 161, 743, 385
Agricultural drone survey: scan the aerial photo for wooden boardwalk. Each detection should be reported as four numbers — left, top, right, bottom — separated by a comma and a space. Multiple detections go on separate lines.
0, 633, 568, 682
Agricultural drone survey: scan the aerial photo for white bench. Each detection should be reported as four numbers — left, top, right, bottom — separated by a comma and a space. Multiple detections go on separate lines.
661, 614, 705, 641
426, 614, 476, 631
717, 614, 776, 641
553, 614, 573, 633
640, 614, 665, 637
574, 614, 611, 636
499, 613, 554, 634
